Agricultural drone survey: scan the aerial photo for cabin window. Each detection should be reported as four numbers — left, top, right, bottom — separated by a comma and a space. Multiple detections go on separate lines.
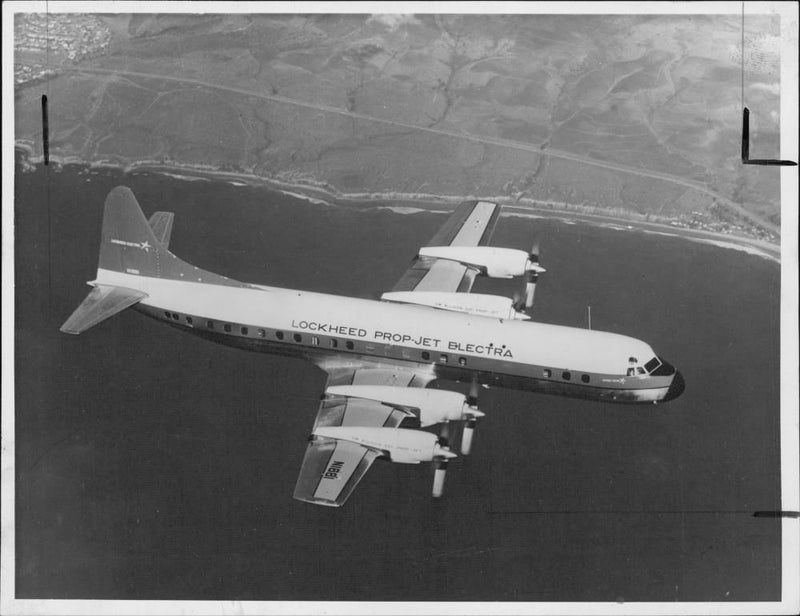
224, 323, 232, 333
637, 367, 645, 375
581, 374, 590, 383
174, 313, 181, 321
293, 333, 302, 342
207, 320, 214, 329
422, 351, 430, 360
163, 311, 170, 318
629, 356, 638, 364
440, 354, 449, 363
458, 357, 467, 366
311, 336, 319, 345
258, 329, 266, 338
627, 367, 636, 376
543, 369, 551, 378
346, 341, 354, 350
329, 339, 338, 348
275, 331, 284, 340
240, 326, 248, 335
186, 316, 193, 325
562, 371, 571, 381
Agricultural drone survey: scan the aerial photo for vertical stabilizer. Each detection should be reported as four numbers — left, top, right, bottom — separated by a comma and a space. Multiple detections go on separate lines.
98, 187, 168, 277
61, 186, 244, 335
96, 186, 237, 285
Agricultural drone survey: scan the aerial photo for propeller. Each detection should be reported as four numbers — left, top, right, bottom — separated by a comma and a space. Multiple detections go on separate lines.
432, 440, 456, 498
514, 239, 545, 314
461, 378, 484, 455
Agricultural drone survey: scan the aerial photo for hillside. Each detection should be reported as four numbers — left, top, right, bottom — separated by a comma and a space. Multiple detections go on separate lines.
14, 13, 783, 241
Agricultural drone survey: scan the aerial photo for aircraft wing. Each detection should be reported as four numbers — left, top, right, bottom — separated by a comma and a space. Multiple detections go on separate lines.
293, 365, 435, 506
293, 437, 382, 507
390, 201, 501, 293
60, 284, 148, 334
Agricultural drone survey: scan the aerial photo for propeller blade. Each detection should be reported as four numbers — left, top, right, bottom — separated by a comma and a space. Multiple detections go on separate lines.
461, 418, 477, 455
439, 421, 452, 448
512, 290, 524, 314
432, 458, 448, 498
520, 239, 543, 312
462, 378, 483, 455
468, 378, 480, 406
524, 273, 537, 310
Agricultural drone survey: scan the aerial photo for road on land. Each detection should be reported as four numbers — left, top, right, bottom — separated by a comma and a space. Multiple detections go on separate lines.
63, 65, 781, 237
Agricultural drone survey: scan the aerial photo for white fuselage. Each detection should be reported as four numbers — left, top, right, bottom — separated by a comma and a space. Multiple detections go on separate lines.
94, 268, 678, 404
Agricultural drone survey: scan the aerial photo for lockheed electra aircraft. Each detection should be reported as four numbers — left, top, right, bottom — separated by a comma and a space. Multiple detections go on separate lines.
62, 187, 684, 506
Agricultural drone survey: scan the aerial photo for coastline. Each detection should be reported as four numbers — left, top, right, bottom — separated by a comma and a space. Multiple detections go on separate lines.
15, 143, 781, 264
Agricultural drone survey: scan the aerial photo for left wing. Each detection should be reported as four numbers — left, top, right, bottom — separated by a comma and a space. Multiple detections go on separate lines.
390, 201, 501, 294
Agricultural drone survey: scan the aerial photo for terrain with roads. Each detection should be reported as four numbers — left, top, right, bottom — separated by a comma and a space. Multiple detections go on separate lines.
14, 13, 784, 244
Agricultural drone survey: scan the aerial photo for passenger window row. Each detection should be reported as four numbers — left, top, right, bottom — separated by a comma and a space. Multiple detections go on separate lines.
163, 310, 474, 365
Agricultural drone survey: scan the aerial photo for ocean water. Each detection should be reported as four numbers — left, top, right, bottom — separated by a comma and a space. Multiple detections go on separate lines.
14, 155, 781, 601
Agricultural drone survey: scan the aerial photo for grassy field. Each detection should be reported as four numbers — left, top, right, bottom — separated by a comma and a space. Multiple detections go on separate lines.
14, 13, 783, 240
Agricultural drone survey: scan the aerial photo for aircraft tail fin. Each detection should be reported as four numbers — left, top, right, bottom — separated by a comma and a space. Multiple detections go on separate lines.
97, 186, 236, 283
97, 186, 171, 277
61, 186, 242, 335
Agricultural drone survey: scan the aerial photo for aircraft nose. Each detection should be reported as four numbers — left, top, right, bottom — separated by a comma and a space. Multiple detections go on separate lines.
663, 370, 685, 402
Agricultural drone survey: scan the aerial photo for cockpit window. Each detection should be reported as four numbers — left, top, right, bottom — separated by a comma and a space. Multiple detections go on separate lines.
644, 357, 662, 373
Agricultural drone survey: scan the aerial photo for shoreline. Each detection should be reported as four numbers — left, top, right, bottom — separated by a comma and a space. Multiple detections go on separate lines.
15, 144, 781, 263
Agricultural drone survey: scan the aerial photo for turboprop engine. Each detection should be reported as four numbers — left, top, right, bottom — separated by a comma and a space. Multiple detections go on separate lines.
381, 291, 530, 320
313, 425, 456, 497
418, 246, 545, 279
326, 385, 484, 429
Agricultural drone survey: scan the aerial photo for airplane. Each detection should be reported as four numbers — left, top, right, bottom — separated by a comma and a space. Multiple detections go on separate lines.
61, 187, 685, 507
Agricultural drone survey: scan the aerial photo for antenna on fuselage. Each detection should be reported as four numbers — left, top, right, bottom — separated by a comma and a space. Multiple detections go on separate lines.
587, 305, 592, 330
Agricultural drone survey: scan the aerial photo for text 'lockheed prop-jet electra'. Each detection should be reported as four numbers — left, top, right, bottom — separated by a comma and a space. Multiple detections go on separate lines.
61, 188, 684, 507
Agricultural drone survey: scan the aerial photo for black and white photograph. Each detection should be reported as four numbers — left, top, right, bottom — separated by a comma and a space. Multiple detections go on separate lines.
2, 2, 798, 614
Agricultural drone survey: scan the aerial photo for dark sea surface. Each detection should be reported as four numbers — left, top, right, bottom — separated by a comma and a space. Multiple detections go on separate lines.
14, 155, 781, 601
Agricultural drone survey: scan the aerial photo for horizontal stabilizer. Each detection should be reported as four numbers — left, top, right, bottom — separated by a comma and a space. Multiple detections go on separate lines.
60, 284, 148, 335
148, 211, 175, 248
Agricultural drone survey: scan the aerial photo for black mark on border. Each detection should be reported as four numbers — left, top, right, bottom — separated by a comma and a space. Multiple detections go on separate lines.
742, 108, 797, 166
41, 94, 49, 165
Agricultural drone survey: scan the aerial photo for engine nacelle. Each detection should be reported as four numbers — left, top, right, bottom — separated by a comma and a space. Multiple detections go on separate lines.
419, 246, 532, 278
381, 291, 530, 320
313, 426, 456, 464
326, 385, 474, 426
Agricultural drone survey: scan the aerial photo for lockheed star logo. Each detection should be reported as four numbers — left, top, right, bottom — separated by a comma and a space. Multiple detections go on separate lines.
111, 238, 151, 252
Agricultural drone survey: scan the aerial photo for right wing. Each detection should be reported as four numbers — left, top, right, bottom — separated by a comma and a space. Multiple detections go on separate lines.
293, 365, 435, 507
390, 201, 501, 294
293, 437, 381, 507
